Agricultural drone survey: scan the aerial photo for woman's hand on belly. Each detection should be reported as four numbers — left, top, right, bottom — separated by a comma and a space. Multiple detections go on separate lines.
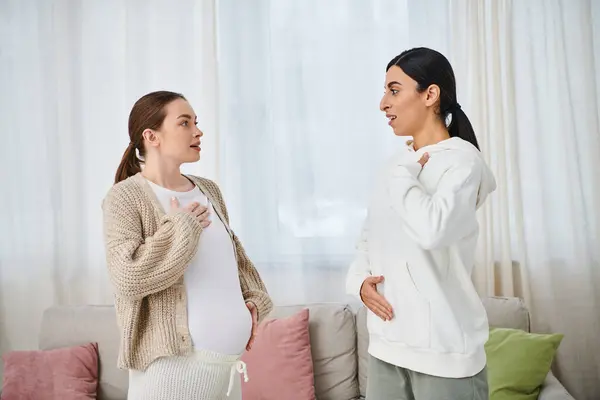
360, 276, 394, 321
245, 302, 258, 351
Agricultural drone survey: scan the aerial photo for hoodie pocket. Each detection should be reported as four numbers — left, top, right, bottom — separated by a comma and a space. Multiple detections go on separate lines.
382, 262, 430, 348
427, 262, 470, 354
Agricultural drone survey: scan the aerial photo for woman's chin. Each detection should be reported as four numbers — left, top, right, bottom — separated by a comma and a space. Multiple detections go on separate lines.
392, 128, 410, 137
183, 153, 201, 163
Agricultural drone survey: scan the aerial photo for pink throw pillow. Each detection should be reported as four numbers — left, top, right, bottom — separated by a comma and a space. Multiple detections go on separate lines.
241, 308, 315, 400
2, 342, 99, 400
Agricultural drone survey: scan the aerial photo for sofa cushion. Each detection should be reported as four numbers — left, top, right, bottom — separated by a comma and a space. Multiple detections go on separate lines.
355, 296, 531, 397
355, 304, 369, 399
271, 304, 360, 400
2, 342, 99, 400
481, 296, 530, 331
485, 327, 564, 400
241, 308, 315, 399
539, 371, 576, 400
39, 305, 127, 400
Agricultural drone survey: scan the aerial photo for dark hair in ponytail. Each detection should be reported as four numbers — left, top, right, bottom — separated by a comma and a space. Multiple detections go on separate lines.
386, 47, 480, 151
114, 91, 186, 184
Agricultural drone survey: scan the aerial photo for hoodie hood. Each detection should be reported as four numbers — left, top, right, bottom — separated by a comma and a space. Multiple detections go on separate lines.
409, 137, 496, 208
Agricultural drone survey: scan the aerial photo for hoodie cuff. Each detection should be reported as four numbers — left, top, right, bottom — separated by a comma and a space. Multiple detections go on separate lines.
347, 273, 370, 301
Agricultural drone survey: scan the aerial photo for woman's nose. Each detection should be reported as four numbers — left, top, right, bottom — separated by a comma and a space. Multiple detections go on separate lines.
380, 96, 388, 112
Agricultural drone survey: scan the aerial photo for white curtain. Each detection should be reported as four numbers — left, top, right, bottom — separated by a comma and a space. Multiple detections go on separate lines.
215, 0, 413, 305
510, 1, 600, 395
1, 0, 599, 398
448, 1, 600, 396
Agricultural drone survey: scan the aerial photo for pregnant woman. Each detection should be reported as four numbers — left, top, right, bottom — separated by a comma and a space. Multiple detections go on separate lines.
102, 90, 272, 399
346, 48, 496, 400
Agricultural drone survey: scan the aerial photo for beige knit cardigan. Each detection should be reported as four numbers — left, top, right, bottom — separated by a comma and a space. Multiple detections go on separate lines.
102, 172, 273, 370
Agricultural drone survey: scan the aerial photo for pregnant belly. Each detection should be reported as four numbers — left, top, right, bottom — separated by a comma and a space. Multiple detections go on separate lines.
187, 293, 253, 356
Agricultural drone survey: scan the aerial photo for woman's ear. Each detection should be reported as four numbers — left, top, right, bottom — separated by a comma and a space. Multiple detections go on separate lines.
423, 84, 441, 107
142, 129, 159, 148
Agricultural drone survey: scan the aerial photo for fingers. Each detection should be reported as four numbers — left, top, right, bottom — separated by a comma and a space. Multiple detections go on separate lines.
246, 335, 255, 351
249, 322, 257, 350
369, 290, 393, 310
194, 205, 210, 220
368, 304, 392, 321
182, 202, 212, 227
246, 302, 258, 351
184, 202, 202, 214
367, 301, 393, 321
374, 295, 394, 319
249, 316, 258, 345
170, 197, 180, 210
193, 205, 209, 219
418, 152, 430, 167
197, 206, 211, 228
247, 302, 258, 324
366, 294, 394, 321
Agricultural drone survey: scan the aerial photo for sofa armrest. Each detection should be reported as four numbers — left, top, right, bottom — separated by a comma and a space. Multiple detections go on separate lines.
538, 371, 575, 400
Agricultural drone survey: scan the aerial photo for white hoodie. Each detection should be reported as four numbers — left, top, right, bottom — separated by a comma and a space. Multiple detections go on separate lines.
346, 137, 496, 378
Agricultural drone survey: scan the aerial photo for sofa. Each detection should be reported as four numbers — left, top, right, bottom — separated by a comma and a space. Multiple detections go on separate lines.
34, 296, 573, 399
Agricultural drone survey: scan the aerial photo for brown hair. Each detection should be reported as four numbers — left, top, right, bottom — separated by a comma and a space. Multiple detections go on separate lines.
114, 91, 186, 184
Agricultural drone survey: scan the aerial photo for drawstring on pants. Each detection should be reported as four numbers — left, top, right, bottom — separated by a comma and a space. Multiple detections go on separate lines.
226, 360, 249, 396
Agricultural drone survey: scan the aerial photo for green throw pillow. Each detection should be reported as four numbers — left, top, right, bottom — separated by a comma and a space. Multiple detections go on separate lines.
485, 327, 563, 400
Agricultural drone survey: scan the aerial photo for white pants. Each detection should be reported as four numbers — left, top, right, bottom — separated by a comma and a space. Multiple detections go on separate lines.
127, 349, 248, 400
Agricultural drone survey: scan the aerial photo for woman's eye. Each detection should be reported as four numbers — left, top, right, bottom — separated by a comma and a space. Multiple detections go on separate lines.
182, 121, 188, 127
391, 89, 399, 95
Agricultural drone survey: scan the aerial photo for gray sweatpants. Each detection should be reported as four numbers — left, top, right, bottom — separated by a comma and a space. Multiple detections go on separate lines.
365, 355, 489, 400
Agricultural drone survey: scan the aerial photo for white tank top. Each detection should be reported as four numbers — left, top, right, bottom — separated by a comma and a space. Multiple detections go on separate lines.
147, 180, 252, 355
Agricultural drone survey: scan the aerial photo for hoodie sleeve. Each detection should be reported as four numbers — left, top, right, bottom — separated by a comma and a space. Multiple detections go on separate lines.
345, 216, 372, 300
388, 159, 482, 250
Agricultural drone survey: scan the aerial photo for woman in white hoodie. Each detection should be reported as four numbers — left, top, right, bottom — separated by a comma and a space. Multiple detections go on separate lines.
346, 47, 496, 400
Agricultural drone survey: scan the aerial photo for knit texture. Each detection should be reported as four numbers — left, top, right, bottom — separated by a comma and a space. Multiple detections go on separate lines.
127, 349, 244, 400
102, 172, 273, 371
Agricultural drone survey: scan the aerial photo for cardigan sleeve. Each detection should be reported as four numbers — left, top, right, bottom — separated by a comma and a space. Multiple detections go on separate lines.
102, 185, 203, 300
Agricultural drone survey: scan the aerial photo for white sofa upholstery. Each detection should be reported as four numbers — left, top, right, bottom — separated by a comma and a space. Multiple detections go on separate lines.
36, 296, 574, 399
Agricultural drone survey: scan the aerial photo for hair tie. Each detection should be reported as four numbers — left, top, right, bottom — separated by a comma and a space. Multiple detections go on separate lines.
448, 103, 461, 113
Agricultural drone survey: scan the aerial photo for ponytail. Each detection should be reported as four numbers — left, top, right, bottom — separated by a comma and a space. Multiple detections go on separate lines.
114, 143, 142, 184
447, 104, 480, 151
